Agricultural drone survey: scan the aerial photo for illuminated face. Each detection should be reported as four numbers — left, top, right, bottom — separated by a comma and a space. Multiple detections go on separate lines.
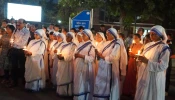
6, 26, 13, 34
34, 33, 41, 39
82, 32, 90, 41
17, 19, 25, 29
96, 33, 103, 42
57, 36, 63, 42
133, 35, 140, 43
66, 34, 73, 42
77, 35, 83, 43
106, 31, 114, 41
150, 31, 161, 42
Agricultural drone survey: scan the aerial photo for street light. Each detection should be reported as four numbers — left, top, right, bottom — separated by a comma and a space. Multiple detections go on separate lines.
58, 20, 61, 24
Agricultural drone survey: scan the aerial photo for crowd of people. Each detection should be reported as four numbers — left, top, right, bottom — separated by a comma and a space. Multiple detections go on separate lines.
0, 18, 174, 100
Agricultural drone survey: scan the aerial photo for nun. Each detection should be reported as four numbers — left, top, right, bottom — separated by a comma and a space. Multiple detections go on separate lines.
56, 32, 76, 96
24, 29, 46, 91
93, 28, 127, 100
51, 33, 66, 87
49, 32, 59, 85
135, 25, 170, 100
94, 32, 107, 76
73, 29, 95, 100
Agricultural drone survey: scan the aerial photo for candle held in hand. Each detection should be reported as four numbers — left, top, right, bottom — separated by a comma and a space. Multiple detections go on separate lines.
138, 50, 141, 55
95, 42, 98, 46
23, 46, 27, 51
10, 39, 14, 44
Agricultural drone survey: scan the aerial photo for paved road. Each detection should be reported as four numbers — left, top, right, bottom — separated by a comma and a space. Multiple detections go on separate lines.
0, 60, 175, 100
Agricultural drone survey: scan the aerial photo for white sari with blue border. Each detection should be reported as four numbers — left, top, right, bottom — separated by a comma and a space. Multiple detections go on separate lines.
25, 39, 46, 91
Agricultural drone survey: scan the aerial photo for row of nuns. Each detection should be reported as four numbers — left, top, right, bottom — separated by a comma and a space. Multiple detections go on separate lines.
23, 25, 170, 100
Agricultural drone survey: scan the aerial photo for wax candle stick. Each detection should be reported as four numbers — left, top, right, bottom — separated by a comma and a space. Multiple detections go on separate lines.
23, 46, 27, 51
95, 42, 98, 46
10, 39, 14, 44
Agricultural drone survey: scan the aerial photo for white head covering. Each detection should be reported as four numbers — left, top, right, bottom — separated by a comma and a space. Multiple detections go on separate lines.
53, 32, 59, 36
35, 29, 44, 38
97, 32, 106, 41
57, 33, 67, 43
77, 32, 82, 37
82, 29, 94, 41
107, 28, 119, 40
67, 32, 76, 44
150, 25, 167, 43
107, 28, 127, 76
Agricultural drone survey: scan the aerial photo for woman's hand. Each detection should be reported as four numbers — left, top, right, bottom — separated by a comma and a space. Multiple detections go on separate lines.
95, 49, 104, 59
75, 53, 85, 59
57, 54, 64, 60
137, 56, 148, 64
54, 49, 57, 53
24, 51, 32, 56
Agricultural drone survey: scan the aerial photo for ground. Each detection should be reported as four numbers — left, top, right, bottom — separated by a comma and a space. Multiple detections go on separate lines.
0, 60, 175, 100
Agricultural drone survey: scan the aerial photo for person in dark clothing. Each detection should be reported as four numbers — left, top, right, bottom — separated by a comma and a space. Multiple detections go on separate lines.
99, 24, 107, 39
10, 19, 30, 88
165, 33, 174, 96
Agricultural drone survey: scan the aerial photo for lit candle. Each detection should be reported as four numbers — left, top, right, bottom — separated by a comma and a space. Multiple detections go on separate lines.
129, 48, 132, 52
52, 46, 55, 50
135, 50, 141, 56
138, 50, 141, 55
57, 50, 62, 55
10, 39, 14, 44
23, 46, 27, 51
95, 42, 98, 46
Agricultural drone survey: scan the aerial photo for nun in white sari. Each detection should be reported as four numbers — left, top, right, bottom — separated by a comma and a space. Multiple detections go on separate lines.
74, 29, 95, 100
135, 25, 170, 100
56, 32, 76, 96
93, 28, 127, 100
49, 32, 59, 85
94, 32, 106, 76
51, 33, 66, 86
25, 29, 46, 91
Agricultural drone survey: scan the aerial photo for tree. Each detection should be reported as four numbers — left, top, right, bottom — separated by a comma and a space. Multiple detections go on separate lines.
57, 0, 175, 30
57, 0, 104, 25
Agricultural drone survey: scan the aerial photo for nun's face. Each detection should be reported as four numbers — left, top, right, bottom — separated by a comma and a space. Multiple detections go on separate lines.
57, 36, 63, 42
49, 34, 54, 40
150, 31, 161, 42
66, 34, 73, 42
54, 35, 57, 40
82, 32, 90, 41
34, 33, 41, 39
106, 31, 114, 41
96, 33, 103, 42
77, 35, 83, 43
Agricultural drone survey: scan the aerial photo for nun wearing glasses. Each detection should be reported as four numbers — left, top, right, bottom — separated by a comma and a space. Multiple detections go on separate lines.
56, 32, 77, 96
73, 29, 96, 100
93, 28, 127, 100
135, 25, 170, 100
24, 29, 46, 92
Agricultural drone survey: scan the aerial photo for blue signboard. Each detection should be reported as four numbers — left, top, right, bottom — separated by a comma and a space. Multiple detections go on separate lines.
72, 10, 91, 30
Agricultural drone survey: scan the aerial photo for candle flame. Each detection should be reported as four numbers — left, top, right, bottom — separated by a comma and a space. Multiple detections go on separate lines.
138, 50, 141, 55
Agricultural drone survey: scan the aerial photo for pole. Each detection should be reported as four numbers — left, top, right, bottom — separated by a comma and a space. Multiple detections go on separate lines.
69, 17, 71, 31
90, 9, 93, 29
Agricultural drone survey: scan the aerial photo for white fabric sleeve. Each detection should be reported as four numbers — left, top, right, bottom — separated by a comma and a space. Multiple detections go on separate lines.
64, 45, 76, 61
105, 44, 120, 63
32, 42, 45, 56
84, 46, 95, 63
148, 49, 170, 72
